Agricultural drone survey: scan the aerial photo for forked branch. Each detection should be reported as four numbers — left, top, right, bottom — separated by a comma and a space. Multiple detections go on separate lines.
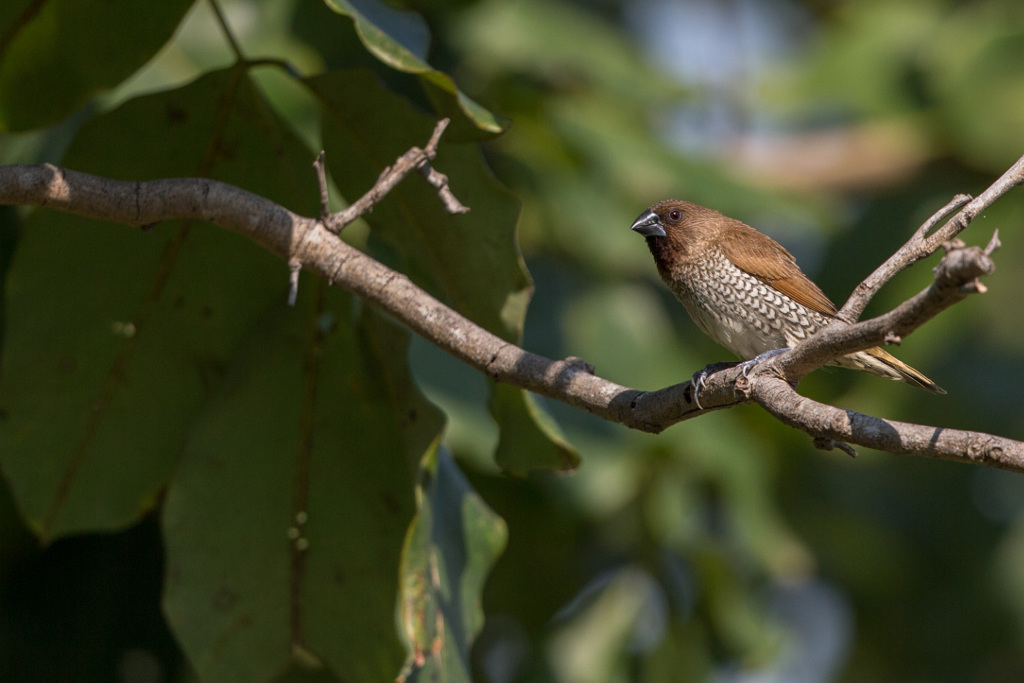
317, 118, 468, 233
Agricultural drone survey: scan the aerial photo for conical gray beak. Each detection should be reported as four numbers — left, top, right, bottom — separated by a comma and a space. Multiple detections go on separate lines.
630, 209, 666, 237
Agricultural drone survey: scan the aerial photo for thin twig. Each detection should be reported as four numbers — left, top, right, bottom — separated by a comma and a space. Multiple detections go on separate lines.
837, 194, 972, 324
754, 155, 1024, 385
288, 258, 302, 307
323, 118, 467, 233
925, 154, 1024, 252
768, 237, 996, 383
985, 229, 1001, 256
208, 0, 245, 62
418, 165, 470, 215
313, 151, 330, 220
813, 438, 858, 458
836, 152, 1024, 324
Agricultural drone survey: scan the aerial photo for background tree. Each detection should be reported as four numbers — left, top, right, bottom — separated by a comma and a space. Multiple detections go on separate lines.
2, 0, 1024, 682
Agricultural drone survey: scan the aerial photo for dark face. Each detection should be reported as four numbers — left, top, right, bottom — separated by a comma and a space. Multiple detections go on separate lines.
631, 199, 719, 271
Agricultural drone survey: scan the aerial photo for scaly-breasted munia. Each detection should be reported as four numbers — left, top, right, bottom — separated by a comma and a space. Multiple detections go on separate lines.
631, 199, 944, 394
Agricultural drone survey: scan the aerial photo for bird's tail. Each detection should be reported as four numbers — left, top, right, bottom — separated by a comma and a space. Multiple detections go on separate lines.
836, 347, 946, 394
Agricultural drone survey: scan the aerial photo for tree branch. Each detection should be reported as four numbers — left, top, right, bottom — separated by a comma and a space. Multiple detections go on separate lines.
770, 235, 997, 383
837, 153, 1024, 323
732, 153, 1024, 388
2, 145, 1023, 473
835, 194, 971, 323
753, 377, 1024, 473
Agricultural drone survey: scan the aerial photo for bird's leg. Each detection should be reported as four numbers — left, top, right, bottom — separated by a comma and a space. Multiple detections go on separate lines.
690, 361, 740, 409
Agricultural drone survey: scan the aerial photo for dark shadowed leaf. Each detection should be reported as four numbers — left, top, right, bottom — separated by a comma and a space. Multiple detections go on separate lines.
311, 70, 524, 342
163, 291, 445, 683
0, 67, 316, 540
0, 0, 193, 131
311, 69, 525, 341
310, 69, 575, 471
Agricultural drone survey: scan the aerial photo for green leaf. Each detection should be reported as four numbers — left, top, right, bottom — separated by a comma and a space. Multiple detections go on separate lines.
163, 288, 445, 683
489, 384, 579, 475
322, 0, 505, 136
397, 445, 506, 682
0, 0, 193, 131
311, 69, 527, 342
327, 0, 430, 67
0, 67, 317, 540
310, 68, 575, 471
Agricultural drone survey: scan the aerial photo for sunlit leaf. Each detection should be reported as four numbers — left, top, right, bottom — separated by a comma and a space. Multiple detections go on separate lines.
323, 0, 504, 136
928, 28, 1024, 170
452, 0, 681, 103
798, 0, 945, 116
547, 568, 669, 682
397, 445, 506, 682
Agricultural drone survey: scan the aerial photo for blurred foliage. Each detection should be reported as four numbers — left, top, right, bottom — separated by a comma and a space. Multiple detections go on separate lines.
2, 0, 1024, 682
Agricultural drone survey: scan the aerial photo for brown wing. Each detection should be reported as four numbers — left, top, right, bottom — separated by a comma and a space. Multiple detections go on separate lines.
717, 220, 837, 317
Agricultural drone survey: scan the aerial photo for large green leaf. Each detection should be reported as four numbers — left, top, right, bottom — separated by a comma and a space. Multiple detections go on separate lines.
310, 69, 576, 472
0, 0, 194, 131
397, 444, 506, 682
0, 67, 317, 540
163, 290, 445, 683
312, 69, 527, 342
323, 0, 505, 137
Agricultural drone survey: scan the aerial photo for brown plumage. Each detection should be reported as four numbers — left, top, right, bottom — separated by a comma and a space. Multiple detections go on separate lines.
631, 199, 944, 393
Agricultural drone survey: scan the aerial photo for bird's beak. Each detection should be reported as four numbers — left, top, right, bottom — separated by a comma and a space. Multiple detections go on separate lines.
630, 209, 666, 237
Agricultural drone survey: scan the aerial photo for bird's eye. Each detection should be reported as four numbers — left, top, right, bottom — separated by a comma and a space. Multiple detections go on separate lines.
668, 209, 682, 222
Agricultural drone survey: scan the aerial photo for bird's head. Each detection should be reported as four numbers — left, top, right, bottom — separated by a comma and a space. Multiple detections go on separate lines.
631, 199, 722, 261
630, 199, 710, 237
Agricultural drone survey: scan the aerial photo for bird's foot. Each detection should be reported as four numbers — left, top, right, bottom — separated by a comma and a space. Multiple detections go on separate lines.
690, 349, 792, 408
736, 348, 790, 378
690, 361, 740, 410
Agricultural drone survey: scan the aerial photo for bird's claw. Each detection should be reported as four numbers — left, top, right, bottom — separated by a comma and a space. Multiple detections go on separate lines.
689, 350, 790, 408
690, 369, 709, 410
689, 361, 740, 410
736, 348, 790, 378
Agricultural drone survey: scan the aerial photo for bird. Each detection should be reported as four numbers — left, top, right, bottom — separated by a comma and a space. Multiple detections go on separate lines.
630, 198, 945, 397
